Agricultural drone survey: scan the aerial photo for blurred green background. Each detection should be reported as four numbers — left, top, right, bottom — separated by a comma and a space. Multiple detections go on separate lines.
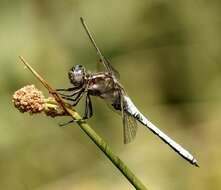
1, 1, 221, 189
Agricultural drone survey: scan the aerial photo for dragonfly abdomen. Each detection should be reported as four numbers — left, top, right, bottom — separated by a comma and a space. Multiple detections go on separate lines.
123, 96, 198, 166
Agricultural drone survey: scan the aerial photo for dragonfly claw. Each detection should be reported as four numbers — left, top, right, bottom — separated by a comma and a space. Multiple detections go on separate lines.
58, 119, 76, 127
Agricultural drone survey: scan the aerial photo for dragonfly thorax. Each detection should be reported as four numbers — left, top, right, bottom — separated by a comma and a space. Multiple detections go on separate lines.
68, 64, 86, 86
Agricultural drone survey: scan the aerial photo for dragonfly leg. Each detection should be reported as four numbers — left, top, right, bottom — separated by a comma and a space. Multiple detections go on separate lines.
61, 96, 78, 101
83, 96, 88, 119
59, 119, 77, 127
58, 92, 86, 126
72, 89, 85, 106
88, 95, 93, 118
56, 86, 80, 92
59, 89, 82, 97
59, 88, 85, 103
56, 88, 82, 97
83, 94, 93, 119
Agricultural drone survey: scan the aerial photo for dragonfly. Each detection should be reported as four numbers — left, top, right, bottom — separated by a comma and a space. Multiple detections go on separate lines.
57, 17, 198, 167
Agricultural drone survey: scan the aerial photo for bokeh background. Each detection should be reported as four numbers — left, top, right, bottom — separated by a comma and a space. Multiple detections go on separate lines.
1, 1, 221, 189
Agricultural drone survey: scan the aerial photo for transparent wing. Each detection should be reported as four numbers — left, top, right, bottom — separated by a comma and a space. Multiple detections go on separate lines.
104, 99, 137, 144
119, 89, 138, 144
103, 57, 120, 79
103, 86, 137, 144
96, 57, 120, 79
80, 17, 120, 79
122, 110, 138, 144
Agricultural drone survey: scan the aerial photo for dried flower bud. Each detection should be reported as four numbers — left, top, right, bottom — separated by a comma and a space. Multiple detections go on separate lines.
12, 85, 45, 114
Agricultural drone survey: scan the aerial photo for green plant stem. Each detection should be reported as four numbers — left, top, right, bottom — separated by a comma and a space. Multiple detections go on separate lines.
46, 101, 147, 189
65, 106, 148, 190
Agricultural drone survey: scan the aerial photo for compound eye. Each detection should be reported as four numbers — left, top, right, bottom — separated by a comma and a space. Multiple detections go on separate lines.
76, 65, 83, 70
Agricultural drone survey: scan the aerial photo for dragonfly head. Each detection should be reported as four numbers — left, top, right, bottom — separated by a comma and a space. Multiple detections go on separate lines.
68, 64, 86, 86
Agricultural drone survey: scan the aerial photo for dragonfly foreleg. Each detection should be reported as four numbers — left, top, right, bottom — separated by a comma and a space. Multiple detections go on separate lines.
58, 88, 85, 107
72, 89, 85, 106
56, 86, 80, 92
61, 96, 78, 101
56, 88, 82, 97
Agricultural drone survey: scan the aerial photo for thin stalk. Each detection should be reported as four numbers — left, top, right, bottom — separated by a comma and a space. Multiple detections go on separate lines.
68, 107, 147, 190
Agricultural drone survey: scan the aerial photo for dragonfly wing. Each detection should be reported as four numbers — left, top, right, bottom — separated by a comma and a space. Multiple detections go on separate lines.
122, 110, 138, 144
80, 17, 120, 79
119, 90, 137, 144
103, 57, 120, 79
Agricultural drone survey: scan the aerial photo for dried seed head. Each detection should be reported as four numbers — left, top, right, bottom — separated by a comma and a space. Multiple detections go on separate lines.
12, 85, 45, 114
